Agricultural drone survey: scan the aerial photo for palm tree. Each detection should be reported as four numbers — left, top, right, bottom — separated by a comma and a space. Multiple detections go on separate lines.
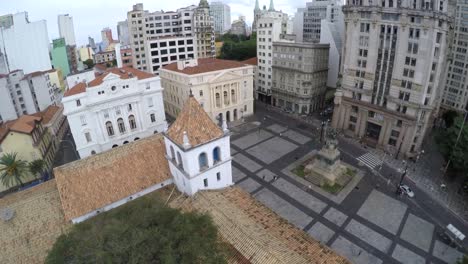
0, 153, 28, 188
29, 159, 45, 180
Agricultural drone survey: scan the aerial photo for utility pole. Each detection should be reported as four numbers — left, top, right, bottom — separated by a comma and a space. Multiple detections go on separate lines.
396, 160, 408, 193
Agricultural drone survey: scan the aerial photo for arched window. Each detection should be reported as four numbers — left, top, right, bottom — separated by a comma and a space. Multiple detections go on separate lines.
198, 152, 208, 171
106, 121, 114, 136
123, 141, 129, 144
112, 144, 118, 148
170, 146, 175, 161
177, 152, 184, 170
117, 118, 126, 133
215, 93, 221, 108
129, 115, 137, 130
213, 147, 221, 164
231, 89, 236, 104
91, 150, 96, 155
223, 91, 229, 105
134, 137, 140, 141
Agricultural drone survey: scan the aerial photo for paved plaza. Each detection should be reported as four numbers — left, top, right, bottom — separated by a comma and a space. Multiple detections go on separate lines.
230, 117, 465, 264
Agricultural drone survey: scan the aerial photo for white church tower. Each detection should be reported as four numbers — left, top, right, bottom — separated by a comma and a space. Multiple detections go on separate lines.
163, 94, 233, 195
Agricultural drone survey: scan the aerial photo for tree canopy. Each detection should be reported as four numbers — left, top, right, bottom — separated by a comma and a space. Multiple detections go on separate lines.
46, 195, 227, 264
0, 152, 28, 188
83, 59, 95, 69
436, 115, 468, 172
218, 33, 256, 61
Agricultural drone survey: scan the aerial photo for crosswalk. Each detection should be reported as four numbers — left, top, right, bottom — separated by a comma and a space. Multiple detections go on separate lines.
357, 153, 383, 170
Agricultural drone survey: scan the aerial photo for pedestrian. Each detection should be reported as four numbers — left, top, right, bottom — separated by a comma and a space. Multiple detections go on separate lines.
273, 176, 278, 181
262, 175, 265, 181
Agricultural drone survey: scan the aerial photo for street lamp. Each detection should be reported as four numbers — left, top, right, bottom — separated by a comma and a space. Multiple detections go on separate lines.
320, 119, 330, 143
396, 160, 408, 194
60, 139, 79, 160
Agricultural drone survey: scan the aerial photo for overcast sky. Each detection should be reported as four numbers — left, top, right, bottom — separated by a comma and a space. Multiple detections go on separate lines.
0, 0, 305, 46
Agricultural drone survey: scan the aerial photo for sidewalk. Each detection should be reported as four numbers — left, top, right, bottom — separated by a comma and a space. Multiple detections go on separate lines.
340, 135, 468, 223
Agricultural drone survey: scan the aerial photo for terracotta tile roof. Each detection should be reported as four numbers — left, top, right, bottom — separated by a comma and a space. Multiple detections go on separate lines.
9, 115, 41, 134
162, 58, 249, 75
93, 63, 109, 71
166, 96, 223, 147
54, 134, 172, 222
0, 180, 69, 264
88, 67, 154, 87
242, 57, 258, 66
171, 187, 350, 264
64, 67, 155, 97
32, 105, 61, 124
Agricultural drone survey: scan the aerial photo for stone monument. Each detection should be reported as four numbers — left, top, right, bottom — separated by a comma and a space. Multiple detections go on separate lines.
304, 126, 347, 186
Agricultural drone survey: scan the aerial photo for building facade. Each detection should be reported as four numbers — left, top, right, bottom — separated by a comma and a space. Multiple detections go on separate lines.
302, 0, 342, 43
209, 1, 231, 34
332, 0, 452, 158
272, 41, 329, 114
94, 50, 116, 64
145, 36, 196, 74
62, 67, 167, 158
0, 12, 51, 74
230, 16, 247, 36
193, 0, 216, 58
0, 70, 60, 122
256, 10, 291, 103
78, 46, 95, 63
320, 18, 343, 88
160, 58, 255, 123
117, 20, 130, 46
441, 0, 468, 112
51, 38, 71, 77
253, 0, 276, 33
58, 14, 76, 46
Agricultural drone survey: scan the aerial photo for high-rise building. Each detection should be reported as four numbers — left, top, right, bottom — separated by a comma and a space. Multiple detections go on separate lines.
0, 69, 61, 122
0, 12, 51, 74
127, 3, 211, 74
441, 1, 468, 112
256, 9, 290, 103
332, 0, 452, 158
271, 41, 329, 114
58, 14, 76, 46
302, 0, 342, 43
209, 2, 231, 34
51, 38, 71, 76
101, 27, 114, 48
252, 0, 276, 33
194, 0, 216, 58
230, 16, 247, 36
117, 20, 130, 46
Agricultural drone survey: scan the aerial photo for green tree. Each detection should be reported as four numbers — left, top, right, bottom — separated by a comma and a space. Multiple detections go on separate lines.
436, 116, 468, 171
442, 110, 459, 128
0, 153, 28, 188
46, 195, 227, 264
457, 255, 468, 264
29, 159, 45, 180
83, 59, 94, 69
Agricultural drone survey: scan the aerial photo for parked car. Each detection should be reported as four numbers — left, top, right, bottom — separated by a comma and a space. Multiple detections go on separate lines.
399, 185, 415, 197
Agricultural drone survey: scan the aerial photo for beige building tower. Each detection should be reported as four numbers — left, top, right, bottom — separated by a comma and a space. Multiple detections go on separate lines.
332, 0, 453, 158
194, 0, 216, 58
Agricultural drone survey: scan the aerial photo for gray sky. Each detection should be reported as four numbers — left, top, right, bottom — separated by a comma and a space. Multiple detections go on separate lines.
0, 0, 305, 46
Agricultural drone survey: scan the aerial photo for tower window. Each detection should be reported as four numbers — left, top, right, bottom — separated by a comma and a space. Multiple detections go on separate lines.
204, 178, 208, 187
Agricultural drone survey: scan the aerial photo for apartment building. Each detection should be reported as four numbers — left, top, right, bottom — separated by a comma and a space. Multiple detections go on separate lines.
94, 50, 116, 64
62, 67, 167, 158
58, 14, 76, 46
160, 58, 255, 123
272, 41, 329, 114
301, 0, 343, 43
210, 1, 231, 34
332, 0, 452, 158
441, 0, 468, 112
194, 0, 216, 58
117, 20, 130, 46
231, 16, 248, 36
256, 10, 291, 104
0, 70, 61, 122
127, 2, 215, 74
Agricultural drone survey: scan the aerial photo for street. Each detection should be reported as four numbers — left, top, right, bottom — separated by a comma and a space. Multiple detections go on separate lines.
228, 102, 467, 263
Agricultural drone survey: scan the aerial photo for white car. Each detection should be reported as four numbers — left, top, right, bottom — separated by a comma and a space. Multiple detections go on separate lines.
400, 185, 415, 198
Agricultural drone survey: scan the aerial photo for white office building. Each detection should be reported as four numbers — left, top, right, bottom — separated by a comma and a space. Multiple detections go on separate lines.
117, 20, 130, 46
256, 10, 291, 104
0, 12, 51, 74
301, 0, 343, 43
62, 67, 167, 158
58, 14, 76, 46
209, 2, 231, 34
0, 69, 61, 122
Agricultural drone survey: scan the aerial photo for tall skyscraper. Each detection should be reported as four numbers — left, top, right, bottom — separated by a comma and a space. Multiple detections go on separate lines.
58, 14, 76, 46
194, 0, 216, 58
101, 27, 114, 48
441, 0, 468, 112
117, 20, 130, 46
209, 2, 231, 34
332, 0, 452, 158
302, 0, 342, 43
0, 12, 51, 74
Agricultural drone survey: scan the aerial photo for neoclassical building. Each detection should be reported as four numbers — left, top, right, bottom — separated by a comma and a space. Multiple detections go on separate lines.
62, 67, 167, 158
160, 58, 255, 123
332, 0, 452, 158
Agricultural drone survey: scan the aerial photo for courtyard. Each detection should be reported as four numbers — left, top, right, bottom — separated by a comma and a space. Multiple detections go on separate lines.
230, 117, 465, 264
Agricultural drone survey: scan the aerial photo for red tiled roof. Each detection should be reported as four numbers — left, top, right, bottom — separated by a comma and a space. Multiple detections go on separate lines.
32, 105, 61, 124
242, 57, 258, 66
162, 58, 249, 75
0, 115, 42, 143
64, 67, 155, 97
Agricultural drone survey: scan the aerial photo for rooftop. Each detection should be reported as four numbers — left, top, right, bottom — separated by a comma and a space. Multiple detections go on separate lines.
171, 187, 349, 264
64, 67, 155, 97
54, 134, 172, 222
0, 115, 41, 143
32, 105, 62, 124
0, 180, 69, 264
166, 96, 224, 147
162, 58, 251, 75
242, 57, 258, 66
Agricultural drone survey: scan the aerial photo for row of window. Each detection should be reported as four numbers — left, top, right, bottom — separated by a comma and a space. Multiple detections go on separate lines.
169, 146, 222, 173
105, 115, 137, 136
